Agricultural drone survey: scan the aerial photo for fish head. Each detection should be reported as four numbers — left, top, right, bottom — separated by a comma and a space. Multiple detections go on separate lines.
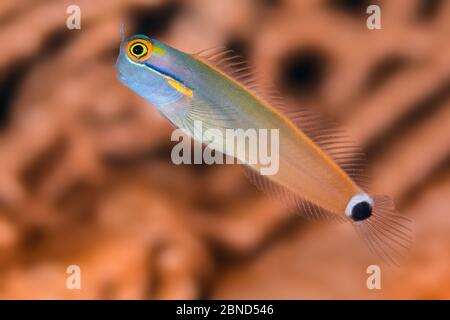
116, 33, 187, 107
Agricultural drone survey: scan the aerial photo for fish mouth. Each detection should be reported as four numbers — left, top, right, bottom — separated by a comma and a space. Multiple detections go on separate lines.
115, 67, 126, 81
118, 73, 126, 82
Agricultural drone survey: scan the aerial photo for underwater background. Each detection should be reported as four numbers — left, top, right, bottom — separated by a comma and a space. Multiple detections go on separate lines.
0, 0, 449, 299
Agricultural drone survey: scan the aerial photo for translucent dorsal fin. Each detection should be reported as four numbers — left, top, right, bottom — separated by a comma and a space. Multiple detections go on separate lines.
193, 47, 371, 190
193, 47, 262, 91
277, 105, 371, 190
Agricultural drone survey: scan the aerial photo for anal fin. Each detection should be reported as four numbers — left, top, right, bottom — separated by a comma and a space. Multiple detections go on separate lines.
242, 166, 346, 223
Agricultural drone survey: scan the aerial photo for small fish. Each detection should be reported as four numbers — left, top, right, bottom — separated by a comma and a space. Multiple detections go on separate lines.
116, 31, 413, 265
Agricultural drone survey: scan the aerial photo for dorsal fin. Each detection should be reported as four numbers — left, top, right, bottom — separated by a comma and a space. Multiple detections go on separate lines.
193, 47, 371, 190
278, 105, 371, 190
193, 47, 262, 90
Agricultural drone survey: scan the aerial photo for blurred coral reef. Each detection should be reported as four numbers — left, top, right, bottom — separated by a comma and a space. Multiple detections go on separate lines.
0, 0, 449, 299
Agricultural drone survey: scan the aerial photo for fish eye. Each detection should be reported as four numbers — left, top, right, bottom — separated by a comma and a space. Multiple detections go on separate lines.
127, 39, 152, 62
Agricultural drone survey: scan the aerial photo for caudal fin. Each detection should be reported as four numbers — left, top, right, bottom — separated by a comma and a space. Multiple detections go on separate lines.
353, 195, 414, 266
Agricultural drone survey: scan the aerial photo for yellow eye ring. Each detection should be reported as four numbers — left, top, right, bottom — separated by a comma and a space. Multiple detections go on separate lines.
127, 39, 152, 62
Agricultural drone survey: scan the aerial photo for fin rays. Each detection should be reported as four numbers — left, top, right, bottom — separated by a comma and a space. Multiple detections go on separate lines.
354, 195, 413, 266
242, 166, 346, 223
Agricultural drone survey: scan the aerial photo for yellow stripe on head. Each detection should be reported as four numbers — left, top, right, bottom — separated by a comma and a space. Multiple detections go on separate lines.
153, 45, 165, 55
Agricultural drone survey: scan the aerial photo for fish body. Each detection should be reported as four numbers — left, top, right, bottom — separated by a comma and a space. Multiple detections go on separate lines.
116, 34, 413, 265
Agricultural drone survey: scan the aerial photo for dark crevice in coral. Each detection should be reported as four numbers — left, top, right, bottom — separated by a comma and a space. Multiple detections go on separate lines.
209, 209, 307, 280
20, 226, 47, 250
399, 155, 450, 208
416, 0, 443, 22
130, 1, 182, 37
366, 78, 450, 158
21, 137, 68, 193
327, 0, 376, 17
365, 55, 409, 92
0, 63, 28, 128
226, 37, 250, 60
259, 0, 283, 8
279, 48, 328, 96
0, 29, 75, 129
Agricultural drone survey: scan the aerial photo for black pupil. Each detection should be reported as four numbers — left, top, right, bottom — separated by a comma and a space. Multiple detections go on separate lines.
132, 44, 144, 56
351, 201, 372, 221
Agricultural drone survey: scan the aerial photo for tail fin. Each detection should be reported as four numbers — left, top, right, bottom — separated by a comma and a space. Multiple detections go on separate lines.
353, 195, 414, 267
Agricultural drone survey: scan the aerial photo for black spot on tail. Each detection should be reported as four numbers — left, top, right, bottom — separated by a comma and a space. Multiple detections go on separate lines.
351, 201, 372, 221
